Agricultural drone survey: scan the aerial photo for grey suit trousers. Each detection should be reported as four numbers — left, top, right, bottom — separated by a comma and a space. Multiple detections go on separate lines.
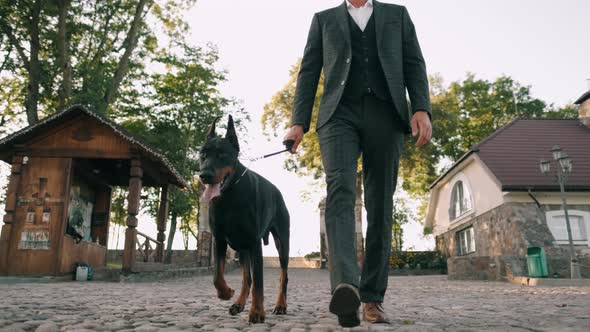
318, 93, 404, 303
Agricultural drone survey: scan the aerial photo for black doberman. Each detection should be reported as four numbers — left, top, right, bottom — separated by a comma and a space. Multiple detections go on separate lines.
199, 115, 290, 324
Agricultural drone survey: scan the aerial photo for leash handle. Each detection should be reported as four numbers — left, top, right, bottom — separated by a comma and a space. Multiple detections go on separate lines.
283, 139, 295, 151
244, 140, 296, 162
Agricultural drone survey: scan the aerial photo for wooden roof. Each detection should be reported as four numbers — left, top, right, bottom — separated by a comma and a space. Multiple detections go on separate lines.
429, 119, 590, 192
0, 105, 188, 189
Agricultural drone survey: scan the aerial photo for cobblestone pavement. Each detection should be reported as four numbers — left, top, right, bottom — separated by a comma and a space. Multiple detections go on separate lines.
1, 269, 589, 332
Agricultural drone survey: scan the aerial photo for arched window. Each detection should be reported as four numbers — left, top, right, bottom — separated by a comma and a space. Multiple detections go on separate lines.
449, 180, 473, 221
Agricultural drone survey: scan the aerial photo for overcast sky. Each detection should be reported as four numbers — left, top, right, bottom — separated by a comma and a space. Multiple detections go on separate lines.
2, 1, 590, 256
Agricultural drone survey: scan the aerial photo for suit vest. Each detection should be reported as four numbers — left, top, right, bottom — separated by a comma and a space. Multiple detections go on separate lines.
342, 12, 391, 103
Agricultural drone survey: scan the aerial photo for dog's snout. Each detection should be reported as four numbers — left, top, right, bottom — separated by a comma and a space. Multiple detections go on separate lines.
199, 171, 215, 183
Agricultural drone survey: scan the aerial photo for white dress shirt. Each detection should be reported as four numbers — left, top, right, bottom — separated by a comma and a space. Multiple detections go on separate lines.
347, 0, 374, 32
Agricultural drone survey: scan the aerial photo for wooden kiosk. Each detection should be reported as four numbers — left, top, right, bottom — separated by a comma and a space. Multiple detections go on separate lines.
0, 105, 187, 276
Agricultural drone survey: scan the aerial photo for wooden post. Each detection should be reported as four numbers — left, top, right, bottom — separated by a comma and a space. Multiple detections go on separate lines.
0, 156, 23, 273
123, 159, 142, 273
155, 184, 169, 262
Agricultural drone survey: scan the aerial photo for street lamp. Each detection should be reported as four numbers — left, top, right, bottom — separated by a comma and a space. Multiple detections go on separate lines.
551, 145, 563, 160
539, 145, 581, 278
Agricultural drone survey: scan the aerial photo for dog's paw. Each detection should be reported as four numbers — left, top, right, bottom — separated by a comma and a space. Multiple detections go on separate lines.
217, 287, 235, 301
248, 309, 266, 324
273, 305, 287, 315
229, 303, 245, 316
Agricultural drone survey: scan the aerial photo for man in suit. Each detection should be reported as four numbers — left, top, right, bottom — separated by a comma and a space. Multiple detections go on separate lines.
283, 0, 432, 327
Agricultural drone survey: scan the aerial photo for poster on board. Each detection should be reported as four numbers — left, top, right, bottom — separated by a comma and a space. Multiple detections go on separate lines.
66, 176, 95, 242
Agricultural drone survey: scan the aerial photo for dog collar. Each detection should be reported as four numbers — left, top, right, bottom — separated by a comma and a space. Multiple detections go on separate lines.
233, 167, 249, 186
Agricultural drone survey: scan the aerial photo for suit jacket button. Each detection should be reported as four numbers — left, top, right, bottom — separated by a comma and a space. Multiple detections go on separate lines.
346, 58, 351, 63
341, 80, 345, 85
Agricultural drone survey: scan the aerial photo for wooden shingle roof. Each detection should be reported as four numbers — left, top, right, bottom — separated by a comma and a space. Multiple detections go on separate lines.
0, 105, 188, 188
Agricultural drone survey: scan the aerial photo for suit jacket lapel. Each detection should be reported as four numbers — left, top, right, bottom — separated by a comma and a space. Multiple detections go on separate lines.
373, 0, 385, 54
336, 1, 351, 50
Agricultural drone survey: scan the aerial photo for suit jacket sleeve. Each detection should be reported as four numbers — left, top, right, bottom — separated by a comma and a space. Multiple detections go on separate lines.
291, 13, 323, 133
402, 7, 431, 118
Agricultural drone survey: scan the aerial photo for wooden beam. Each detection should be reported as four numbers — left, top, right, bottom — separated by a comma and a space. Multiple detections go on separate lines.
54, 158, 73, 276
0, 156, 23, 273
123, 158, 142, 273
2, 156, 22, 221
24, 148, 131, 159
155, 185, 169, 262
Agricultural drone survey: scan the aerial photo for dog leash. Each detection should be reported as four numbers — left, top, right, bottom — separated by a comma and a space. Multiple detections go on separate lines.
242, 140, 295, 162
234, 140, 295, 185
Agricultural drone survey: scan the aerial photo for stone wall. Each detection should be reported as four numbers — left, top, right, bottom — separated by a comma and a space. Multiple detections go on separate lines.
108, 251, 325, 269
447, 255, 526, 281
437, 202, 590, 280
108, 250, 198, 266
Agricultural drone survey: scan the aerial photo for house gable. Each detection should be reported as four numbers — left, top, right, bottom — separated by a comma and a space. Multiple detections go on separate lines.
26, 114, 133, 159
427, 155, 503, 236
0, 105, 187, 188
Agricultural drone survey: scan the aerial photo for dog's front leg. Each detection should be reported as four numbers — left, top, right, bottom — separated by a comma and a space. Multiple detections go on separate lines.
248, 241, 265, 323
229, 251, 251, 315
213, 238, 234, 300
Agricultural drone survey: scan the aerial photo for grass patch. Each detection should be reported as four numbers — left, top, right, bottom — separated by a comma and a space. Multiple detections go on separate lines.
106, 262, 122, 269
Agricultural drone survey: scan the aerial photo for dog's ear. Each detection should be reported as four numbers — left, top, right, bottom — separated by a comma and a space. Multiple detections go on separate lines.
207, 116, 221, 139
225, 115, 240, 152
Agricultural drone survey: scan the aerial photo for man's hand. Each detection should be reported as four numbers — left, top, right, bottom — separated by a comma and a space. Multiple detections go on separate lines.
411, 111, 432, 147
283, 125, 304, 154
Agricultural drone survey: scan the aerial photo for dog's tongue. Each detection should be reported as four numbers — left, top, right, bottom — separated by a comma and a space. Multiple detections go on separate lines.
202, 183, 221, 202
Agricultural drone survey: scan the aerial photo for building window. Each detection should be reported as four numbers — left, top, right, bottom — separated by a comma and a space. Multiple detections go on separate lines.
457, 227, 476, 255
449, 180, 473, 221
545, 210, 590, 246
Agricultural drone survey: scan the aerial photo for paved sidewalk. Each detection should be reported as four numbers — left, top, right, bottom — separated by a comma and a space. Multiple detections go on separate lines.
0, 269, 588, 331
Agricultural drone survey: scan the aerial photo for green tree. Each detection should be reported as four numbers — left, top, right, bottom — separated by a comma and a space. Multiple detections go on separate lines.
391, 197, 412, 252
1, 1, 244, 259
120, 42, 246, 261
0, 0, 197, 123
404, 73, 576, 199
262, 61, 325, 179
262, 61, 577, 230
262, 61, 366, 229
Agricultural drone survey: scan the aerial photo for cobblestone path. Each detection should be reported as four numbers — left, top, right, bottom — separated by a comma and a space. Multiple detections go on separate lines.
1, 269, 588, 331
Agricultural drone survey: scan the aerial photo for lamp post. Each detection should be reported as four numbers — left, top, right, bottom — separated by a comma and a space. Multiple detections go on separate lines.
539, 145, 581, 278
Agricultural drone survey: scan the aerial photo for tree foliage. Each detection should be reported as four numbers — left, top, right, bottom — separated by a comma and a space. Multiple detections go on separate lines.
119, 43, 246, 253
0, 0, 198, 123
0, 0, 245, 252
402, 73, 577, 198
391, 197, 412, 252
262, 60, 579, 227
262, 61, 325, 179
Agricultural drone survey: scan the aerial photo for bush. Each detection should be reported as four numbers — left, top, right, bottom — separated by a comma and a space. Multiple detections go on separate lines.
389, 251, 447, 272
304, 251, 321, 260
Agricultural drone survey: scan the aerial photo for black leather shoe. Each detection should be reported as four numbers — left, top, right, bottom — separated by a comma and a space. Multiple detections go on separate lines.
329, 283, 361, 327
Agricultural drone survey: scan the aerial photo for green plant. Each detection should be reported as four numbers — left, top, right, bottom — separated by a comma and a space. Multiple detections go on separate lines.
304, 251, 321, 260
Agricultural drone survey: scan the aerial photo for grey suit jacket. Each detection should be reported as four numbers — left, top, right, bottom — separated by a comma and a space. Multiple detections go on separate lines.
291, 1, 431, 134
